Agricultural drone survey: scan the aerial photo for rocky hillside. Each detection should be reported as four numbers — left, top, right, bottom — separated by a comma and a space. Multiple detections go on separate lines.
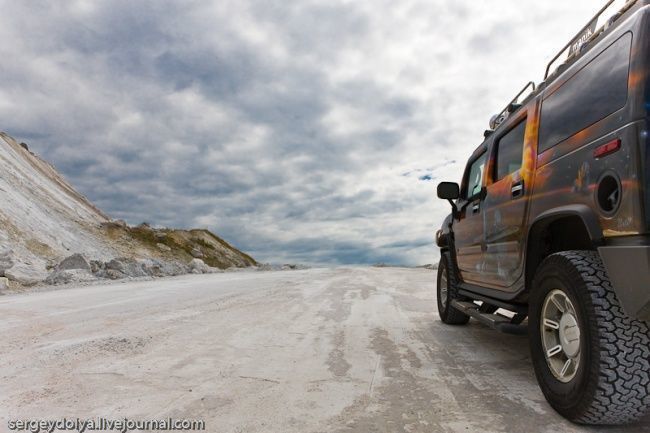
0, 132, 256, 289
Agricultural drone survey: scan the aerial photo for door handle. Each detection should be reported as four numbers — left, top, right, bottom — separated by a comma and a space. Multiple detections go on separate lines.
511, 181, 524, 199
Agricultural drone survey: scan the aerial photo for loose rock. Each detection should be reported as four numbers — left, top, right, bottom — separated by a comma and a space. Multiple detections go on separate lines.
106, 258, 148, 278
189, 259, 223, 274
189, 258, 211, 274
103, 269, 127, 280
90, 260, 105, 274
157, 243, 171, 252
45, 269, 96, 285
0, 248, 14, 276
5, 264, 48, 286
56, 253, 91, 271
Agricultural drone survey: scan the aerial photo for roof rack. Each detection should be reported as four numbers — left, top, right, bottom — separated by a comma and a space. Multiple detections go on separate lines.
486, 0, 641, 136
544, 0, 638, 79
489, 81, 536, 130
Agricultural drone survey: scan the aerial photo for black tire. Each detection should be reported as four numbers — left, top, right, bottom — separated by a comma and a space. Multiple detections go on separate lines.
529, 250, 650, 425
437, 252, 470, 325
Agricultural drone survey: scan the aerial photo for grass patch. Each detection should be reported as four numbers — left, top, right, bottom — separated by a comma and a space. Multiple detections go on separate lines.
193, 238, 216, 250
109, 225, 255, 269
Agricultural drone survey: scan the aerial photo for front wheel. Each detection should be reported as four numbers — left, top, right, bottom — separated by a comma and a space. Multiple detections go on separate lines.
437, 252, 469, 325
529, 250, 650, 425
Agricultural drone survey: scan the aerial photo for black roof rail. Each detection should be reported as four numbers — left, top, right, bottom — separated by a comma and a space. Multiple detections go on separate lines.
544, 0, 639, 79
486, 1, 642, 135
490, 81, 536, 130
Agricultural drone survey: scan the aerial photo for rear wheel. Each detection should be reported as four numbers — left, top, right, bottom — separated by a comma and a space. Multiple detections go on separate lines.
437, 252, 469, 325
530, 250, 650, 425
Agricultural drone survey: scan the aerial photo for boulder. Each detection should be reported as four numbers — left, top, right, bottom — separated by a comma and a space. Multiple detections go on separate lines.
5, 264, 47, 286
189, 258, 210, 274
102, 269, 127, 280
190, 248, 204, 258
0, 277, 8, 291
56, 253, 90, 271
90, 260, 105, 274
127, 261, 149, 278
105, 258, 125, 272
45, 271, 73, 285
189, 258, 221, 274
137, 258, 165, 277
145, 264, 164, 277
159, 261, 189, 276
0, 248, 14, 276
98, 258, 189, 278
157, 243, 171, 252
154, 232, 167, 242
45, 269, 96, 286
105, 258, 148, 278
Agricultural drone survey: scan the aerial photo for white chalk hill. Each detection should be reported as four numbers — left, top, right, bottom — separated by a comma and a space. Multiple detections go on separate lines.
0, 132, 256, 286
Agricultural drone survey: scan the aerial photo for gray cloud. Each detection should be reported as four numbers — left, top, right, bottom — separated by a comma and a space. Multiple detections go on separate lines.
0, 0, 600, 265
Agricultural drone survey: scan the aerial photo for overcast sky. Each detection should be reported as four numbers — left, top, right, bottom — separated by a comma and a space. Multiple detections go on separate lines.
0, 0, 608, 265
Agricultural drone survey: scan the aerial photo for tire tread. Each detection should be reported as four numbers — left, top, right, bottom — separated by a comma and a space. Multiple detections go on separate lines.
438, 253, 470, 325
541, 250, 650, 424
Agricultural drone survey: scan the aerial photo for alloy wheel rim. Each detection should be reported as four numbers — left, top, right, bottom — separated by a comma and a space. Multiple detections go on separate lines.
541, 289, 582, 383
440, 270, 449, 307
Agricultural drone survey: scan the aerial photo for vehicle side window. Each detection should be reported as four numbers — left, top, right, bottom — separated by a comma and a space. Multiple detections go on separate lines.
538, 33, 631, 153
463, 152, 487, 199
494, 119, 526, 181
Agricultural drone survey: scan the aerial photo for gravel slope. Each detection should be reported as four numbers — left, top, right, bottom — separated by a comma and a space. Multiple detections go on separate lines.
1, 267, 647, 432
0, 132, 113, 282
0, 131, 255, 287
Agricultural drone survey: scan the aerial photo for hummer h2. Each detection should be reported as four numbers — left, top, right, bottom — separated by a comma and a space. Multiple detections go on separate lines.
436, 0, 650, 425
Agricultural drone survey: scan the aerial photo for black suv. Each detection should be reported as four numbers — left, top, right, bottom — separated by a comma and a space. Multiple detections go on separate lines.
436, 0, 650, 425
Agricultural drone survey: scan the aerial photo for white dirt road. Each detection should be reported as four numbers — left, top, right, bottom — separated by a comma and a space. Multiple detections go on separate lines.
1, 268, 648, 432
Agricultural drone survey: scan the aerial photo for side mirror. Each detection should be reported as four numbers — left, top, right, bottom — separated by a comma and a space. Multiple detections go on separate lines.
437, 182, 460, 220
437, 182, 460, 200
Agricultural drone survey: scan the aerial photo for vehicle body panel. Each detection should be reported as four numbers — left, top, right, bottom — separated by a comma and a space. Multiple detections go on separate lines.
453, 147, 489, 284
481, 104, 538, 291
442, 4, 650, 316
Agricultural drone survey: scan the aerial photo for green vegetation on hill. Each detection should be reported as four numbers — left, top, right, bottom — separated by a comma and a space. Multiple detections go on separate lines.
103, 223, 256, 270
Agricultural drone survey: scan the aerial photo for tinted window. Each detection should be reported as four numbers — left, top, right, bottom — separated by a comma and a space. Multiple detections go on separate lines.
494, 119, 526, 181
539, 33, 631, 153
464, 152, 487, 199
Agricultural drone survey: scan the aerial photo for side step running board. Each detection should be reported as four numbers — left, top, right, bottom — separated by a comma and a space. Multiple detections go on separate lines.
451, 300, 528, 335
457, 285, 528, 314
